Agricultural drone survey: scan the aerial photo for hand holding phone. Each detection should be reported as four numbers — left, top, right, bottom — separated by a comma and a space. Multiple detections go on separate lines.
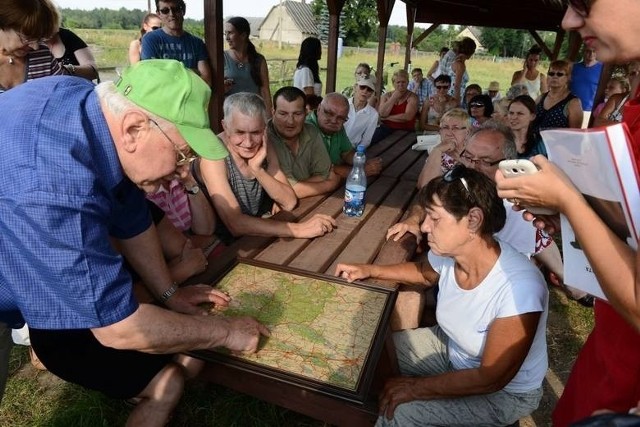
498, 159, 557, 215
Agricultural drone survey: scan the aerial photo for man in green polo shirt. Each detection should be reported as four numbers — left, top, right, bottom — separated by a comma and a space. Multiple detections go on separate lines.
267, 86, 341, 198
307, 93, 382, 178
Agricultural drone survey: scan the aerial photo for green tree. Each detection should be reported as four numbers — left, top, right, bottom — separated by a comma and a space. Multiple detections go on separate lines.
311, 0, 377, 47
480, 27, 532, 57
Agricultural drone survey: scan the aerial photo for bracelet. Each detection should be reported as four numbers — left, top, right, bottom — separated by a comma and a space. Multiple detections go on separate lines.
160, 283, 178, 302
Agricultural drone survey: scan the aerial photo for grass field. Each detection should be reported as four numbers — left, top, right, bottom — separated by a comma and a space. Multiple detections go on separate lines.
73, 28, 545, 96
0, 288, 594, 426
0, 29, 589, 426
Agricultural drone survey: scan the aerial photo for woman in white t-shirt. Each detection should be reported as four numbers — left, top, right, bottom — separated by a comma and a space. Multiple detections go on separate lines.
336, 165, 548, 427
293, 37, 322, 96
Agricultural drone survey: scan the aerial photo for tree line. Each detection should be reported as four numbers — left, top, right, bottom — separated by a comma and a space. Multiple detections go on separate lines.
60, 6, 560, 58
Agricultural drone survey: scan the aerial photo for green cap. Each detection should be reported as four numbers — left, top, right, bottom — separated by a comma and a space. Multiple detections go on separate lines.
115, 59, 228, 160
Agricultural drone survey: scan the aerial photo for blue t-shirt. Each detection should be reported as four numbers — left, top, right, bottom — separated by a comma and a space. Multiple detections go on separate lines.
570, 61, 603, 111
0, 77, 150, 329
140, 29, 208, 71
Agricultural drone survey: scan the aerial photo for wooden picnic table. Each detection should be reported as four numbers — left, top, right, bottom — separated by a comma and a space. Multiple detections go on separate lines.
190, 130, 428, 427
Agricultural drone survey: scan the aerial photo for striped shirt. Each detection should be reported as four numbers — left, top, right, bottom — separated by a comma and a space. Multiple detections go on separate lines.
0, 45, 66, 94
146, 179, 192, 231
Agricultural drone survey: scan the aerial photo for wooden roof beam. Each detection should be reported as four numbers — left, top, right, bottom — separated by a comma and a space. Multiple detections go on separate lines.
528, 30, 553, 59
412, 23, 441, 47
552, 29, 566, 60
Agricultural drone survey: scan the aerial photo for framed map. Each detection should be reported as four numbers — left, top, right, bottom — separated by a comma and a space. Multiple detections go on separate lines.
194, 259, 397, 403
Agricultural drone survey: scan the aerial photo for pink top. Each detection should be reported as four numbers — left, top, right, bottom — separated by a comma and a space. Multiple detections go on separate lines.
146, 179, 191, 231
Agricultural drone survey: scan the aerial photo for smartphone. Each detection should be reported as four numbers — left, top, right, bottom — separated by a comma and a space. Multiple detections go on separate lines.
498, 159, 557, 215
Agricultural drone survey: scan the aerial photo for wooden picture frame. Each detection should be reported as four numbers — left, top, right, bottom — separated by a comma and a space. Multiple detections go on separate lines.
192, 258, 397, 404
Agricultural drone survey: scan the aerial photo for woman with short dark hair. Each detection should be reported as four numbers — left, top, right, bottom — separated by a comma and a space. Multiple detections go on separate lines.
467, 93, 493, 127
337, 165, 548, 426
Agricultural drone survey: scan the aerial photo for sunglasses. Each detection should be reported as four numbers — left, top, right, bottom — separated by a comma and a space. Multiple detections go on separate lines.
436, 85, 450, 90
158, 6, 184, 15
443, 165, 472, 199
17, 32, 50, 47
469, 102, 485, 108
151, 26, 161, 30
358, 85, 374, 93
568, 0, 591, 17
547, 71, 566, 77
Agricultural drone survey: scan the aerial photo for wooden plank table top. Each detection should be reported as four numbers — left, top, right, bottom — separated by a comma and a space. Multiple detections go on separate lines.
193, 130, 426, 426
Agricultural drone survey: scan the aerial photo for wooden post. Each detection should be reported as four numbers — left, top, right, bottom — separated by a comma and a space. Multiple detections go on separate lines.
404, 5, 416, 71
203, 0, 223, 133
326, 0, 346, 94
376, 0, 395, 101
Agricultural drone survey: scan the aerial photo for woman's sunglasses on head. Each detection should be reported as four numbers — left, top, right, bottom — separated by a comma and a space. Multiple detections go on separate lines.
568, 0, 591, 17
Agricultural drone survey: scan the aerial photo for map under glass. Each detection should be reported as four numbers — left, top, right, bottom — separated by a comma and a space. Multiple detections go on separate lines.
212, 262, 389, 392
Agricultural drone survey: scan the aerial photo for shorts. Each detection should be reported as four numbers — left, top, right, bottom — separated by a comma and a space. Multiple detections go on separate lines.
29, 327, 174, 399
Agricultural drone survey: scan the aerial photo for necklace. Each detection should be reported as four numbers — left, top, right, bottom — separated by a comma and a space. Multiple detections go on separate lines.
230, 50, 246, 69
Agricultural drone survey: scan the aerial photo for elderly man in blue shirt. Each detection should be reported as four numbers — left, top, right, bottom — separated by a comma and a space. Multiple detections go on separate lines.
0, 59, 268, 425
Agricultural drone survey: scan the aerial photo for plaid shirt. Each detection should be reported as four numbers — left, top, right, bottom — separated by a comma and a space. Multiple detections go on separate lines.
408, 78, 432, 109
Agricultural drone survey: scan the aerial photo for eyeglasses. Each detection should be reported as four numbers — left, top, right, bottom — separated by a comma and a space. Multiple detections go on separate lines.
320, 107, 348, 123
149, 119, 197, 166
443, 165, 472, 198
17, 32, 50, 47
568, 0, 591, 17
460, 149, 504, 168
435, 85, 450, 90
151, 26, 161, 30
158, 6, 184, 15
439, 125, 467, 132
547, 71, 566, 77
469, 102, 485, 108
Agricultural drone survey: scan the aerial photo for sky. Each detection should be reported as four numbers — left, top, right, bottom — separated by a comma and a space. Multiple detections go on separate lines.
52, 0, 411, 26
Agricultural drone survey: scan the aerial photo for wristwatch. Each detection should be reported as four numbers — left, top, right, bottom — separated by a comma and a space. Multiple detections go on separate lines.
186, 184, 200, 195
64, 63, 76, 74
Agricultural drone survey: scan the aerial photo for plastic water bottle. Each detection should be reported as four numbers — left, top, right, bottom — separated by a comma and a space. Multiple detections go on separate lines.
343, 145, 367, 217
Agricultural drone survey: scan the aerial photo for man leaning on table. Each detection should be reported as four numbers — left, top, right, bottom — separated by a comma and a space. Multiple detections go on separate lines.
196, 92, 336, 244
306, 92, 383, 178
0, 60, 268, 426
267, 86, 341, 198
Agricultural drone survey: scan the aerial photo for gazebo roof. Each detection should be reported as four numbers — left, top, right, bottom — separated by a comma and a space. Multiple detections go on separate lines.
404, 0, 566, 32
